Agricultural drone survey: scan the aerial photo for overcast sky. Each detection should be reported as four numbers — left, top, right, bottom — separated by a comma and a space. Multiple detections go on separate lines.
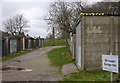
1, 0, 117, 38
1, 2, 51, 38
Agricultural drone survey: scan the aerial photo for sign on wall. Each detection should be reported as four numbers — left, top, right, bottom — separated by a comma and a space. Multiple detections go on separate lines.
102, 55, 119, 73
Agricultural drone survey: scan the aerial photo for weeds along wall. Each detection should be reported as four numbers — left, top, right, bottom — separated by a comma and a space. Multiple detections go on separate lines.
76, 16, 120, 70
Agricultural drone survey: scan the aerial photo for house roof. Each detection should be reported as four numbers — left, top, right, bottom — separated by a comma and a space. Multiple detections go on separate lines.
18, 32, 26, 37
0, 30, 9, 37
26, 35, 34, 39
0, 31, 37, 39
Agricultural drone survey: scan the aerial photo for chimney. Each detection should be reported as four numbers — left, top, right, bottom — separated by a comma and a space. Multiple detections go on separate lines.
27, 34, 29, 36
39, 36, 41, 39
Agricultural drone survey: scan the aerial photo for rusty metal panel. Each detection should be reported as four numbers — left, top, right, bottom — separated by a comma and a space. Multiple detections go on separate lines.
17, 38, 20, 52
20, 38, 23, 51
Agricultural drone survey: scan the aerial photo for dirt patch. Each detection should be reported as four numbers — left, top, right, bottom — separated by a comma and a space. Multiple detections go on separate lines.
2, 66, 25, 71
2, 66, 11, 71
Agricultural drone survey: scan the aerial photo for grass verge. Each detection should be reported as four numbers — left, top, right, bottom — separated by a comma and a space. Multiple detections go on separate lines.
61, 70, 109, 81
61, 70, 119, 81
44, 40, 66, 47
48, 47, 74, 67
2, 47, 40, 61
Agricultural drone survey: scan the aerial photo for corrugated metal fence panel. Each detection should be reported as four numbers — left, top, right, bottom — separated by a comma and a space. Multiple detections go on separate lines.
70, 34, 76, 59
76, 22, 82, 69
69, 35, 73, 54
73, 34, 76, 59
10, 39, 17, 53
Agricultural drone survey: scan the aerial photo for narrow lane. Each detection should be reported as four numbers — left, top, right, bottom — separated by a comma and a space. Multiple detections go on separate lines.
2, 46, 64, 81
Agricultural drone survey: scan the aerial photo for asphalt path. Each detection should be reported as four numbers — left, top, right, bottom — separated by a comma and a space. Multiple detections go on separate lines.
2, 46, 64, 81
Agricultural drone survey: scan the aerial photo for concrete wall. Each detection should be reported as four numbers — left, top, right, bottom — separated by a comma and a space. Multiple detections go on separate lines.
76, 16, 119, 70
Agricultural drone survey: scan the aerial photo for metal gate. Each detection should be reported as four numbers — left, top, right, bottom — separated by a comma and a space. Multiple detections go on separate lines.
10, 39, 17, 53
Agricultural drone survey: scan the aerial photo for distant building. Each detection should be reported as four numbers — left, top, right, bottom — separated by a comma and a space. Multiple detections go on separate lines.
0, 30, 42, 57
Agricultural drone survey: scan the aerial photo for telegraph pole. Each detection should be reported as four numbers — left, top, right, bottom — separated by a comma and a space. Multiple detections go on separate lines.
39, 18, 56, 45
52, 27, 55, 46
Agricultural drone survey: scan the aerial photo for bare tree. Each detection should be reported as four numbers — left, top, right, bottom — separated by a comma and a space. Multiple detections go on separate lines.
45, 2, 69, 43
45, 2, 87, 41
45, 1, 119, 40
4, 14, 29, 35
